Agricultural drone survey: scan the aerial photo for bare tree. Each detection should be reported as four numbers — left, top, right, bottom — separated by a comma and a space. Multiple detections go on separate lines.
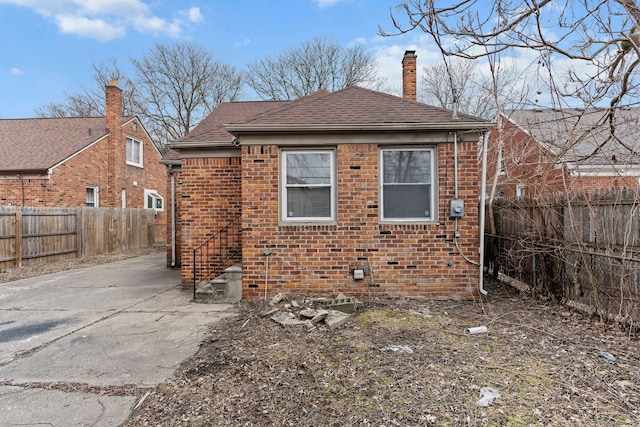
421, 57, 523, 118
37, 42, 243, 147
132, 41, 243, 143
383, 1, 640, 113
36, 58, 138, 117
246, 37, 386, 100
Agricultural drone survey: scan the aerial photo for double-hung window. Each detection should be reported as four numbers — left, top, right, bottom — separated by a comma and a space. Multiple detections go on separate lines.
381, 147, 435, 221
282, 150, 335, 222
126, 137, 143, 167
85, 186, 98, 207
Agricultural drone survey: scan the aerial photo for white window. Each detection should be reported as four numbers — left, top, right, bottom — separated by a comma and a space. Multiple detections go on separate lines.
86, 186, 98, 207
282, 150, 335, 222
380, 147, 435, 221
126, 137, 143, 167
516, 184, 525, 198
144, 189, 164, 211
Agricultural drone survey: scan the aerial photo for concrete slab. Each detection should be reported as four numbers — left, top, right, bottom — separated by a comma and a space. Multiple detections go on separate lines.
0, 252, 237, 426
0, 310, 236, 386
0, 385, 136, 427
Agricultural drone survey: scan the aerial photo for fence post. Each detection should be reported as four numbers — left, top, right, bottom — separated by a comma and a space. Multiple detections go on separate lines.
76, 207, 82, 257
15, 209, 22, 267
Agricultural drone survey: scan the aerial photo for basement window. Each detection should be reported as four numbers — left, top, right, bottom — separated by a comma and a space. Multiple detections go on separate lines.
144, 189, 164, 212
281, 150, 335, 222
380, 147, 435, 222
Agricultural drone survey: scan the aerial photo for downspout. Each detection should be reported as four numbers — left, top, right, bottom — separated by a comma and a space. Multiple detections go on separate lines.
169, 165, 176, 267
478, 131, 489, 295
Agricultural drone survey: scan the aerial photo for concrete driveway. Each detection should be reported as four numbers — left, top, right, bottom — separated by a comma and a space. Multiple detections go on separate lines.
0, 252, 237, 427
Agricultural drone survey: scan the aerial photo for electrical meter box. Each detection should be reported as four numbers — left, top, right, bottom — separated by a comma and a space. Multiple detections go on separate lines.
450, 199, 464, 218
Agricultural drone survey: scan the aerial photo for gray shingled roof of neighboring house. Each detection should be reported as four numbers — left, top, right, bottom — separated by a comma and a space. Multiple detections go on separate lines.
505, 108, 640, 166
0, 116, 134, 173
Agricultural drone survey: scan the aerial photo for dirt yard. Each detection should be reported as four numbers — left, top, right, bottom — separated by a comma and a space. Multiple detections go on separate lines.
125, 279, 639, 427
3, 251, 638, 426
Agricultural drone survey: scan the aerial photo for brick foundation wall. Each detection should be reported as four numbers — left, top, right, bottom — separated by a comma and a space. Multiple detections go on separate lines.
178, 156, 242, 285
241, 142, 480, 300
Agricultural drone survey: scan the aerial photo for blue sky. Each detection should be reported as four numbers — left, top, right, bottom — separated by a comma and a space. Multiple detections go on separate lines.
0, 0, 443, 118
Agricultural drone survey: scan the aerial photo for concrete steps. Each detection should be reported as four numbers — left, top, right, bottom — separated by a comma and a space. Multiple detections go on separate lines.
195, 264, 242, 303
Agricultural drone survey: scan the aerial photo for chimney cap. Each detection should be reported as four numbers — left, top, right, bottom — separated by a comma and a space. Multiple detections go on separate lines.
404, 50, 417, 57
109, 79, 118, 87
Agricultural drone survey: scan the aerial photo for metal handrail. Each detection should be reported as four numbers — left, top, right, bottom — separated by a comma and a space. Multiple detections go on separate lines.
192, 215, 242, 299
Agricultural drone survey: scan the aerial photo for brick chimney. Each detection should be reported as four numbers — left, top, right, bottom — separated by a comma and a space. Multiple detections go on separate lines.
402, 50, 417, 101
105, 80, 123, 207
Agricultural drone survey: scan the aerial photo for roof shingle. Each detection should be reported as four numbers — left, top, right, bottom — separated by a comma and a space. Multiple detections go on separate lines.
0, 117, 111, 172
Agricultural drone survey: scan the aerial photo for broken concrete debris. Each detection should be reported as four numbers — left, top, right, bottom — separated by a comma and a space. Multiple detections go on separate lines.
269, 292, 286, 306
265, 294, 356, 331
329, 292, 357, 313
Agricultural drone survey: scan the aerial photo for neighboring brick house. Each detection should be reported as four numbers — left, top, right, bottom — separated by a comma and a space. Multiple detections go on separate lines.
166, 51, 494, 300
488, 108, 640, 198
0, 81, 167, 241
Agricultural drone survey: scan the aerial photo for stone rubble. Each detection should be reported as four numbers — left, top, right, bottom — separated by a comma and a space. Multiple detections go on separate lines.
263, 293, 356, 331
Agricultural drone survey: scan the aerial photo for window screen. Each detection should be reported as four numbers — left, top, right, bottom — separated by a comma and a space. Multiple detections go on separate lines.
283, 151, 334, 220
381, 148, 434, 220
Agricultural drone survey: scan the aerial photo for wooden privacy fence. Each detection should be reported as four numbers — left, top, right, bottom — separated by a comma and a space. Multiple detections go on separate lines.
487, 189, 640, 327
0, 206, 156, 269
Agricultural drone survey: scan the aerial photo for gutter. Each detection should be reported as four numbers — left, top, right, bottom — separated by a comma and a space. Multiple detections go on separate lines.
224, 122, 495, 134
478, 131, 489, 296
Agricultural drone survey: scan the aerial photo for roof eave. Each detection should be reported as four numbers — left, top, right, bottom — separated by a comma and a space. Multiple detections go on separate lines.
0, 168, 50, 175
166, 140, 236, 150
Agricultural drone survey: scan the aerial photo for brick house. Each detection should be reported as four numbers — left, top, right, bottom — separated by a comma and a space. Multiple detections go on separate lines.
0, 81, 167, 241
488, 108, 640, 198
166, 51, 494, 300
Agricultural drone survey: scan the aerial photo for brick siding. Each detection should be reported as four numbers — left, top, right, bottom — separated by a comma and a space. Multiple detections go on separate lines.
177, 156, 242, 284
241, 142, 480, 300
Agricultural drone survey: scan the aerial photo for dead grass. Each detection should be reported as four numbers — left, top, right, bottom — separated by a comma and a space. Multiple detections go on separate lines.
126, 280, 640, 426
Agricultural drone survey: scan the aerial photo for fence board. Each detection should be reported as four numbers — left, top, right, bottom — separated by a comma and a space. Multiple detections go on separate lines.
0, 207, 156, 270
488, 189, 640, 327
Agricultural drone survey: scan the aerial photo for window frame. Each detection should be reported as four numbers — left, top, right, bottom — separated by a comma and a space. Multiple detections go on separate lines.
280, 149, 336, 223
499, 146, 506, 175
144, 189, 164, 212
85, 185, 99, 208
379, 147, 437, 223
126, 136, 143, 168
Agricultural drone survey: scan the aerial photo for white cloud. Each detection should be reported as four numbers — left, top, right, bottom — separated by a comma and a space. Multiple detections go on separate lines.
0, 0, 203, 41
56, 13, 125, 41
10, 67, 24, 75
314, 0, 343, 8
234, 37, 251, 48
186, 6, 203, 23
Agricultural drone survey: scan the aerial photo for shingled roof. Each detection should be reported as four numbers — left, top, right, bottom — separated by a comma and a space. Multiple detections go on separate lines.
506, 108, 640, 166
175, 100, 289, 144
231, 86, 487, 128
171, 87, 492, 153
0, 117, 115, 173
